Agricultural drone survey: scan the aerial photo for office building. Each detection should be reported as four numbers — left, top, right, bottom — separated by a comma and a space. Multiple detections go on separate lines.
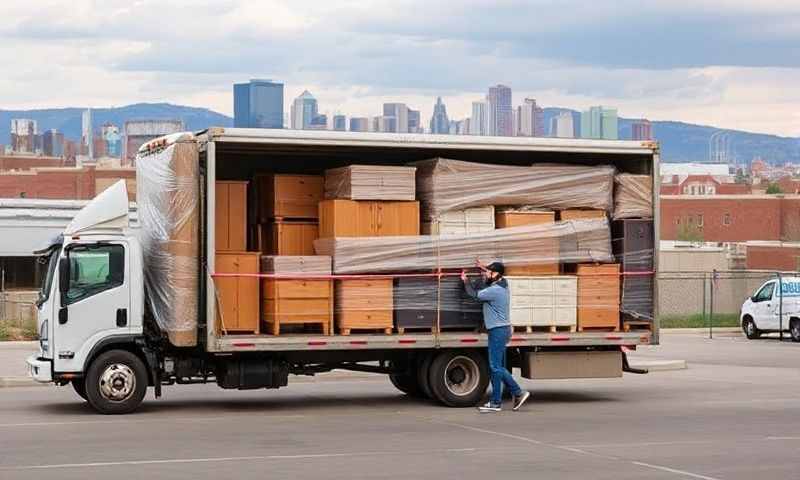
632, 119, 653, 141
408, 109, 422, 133
333, 115, 347, 131
307, 114, 328, 130
82, 109, 93, 158
349, 117, 369, 132
550, 111, 575, 138
383, 103, 409, 133
487, 85, 513, 136
517, 98, 544, 137
10, 119, 37, 153
372, 116, 397, 133
470, 101, 487, 135
290, 90, 328, 130
429, 97, 450, 134
233, 79, 284, 129
580, 106, 618, 140
123, 119, 184, 166
41, 129, 64, 157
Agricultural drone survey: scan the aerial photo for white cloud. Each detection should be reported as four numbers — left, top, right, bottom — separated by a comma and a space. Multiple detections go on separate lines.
0, 0, 798, 137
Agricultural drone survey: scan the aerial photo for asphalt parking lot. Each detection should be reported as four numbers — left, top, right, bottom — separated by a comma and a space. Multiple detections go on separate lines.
1, 331, 798, 480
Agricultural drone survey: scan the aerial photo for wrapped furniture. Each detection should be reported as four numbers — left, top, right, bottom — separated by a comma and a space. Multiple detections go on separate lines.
261, 255, 333, 336
613, 174, 653, 220
393, 277, 482, 332
421, 206, 495, 236
576, 263, 620, 331
507, 276, 578, 331
324, 165, 416, 201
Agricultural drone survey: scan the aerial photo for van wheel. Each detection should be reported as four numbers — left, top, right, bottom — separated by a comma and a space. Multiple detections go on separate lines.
85, 350, 147, 415
71, 378, 88, 401
428, 351, 489, 408
742, 316, 761, 339
790, 319, 800, 343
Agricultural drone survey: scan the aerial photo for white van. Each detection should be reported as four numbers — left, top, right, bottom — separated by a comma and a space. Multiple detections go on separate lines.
740, 277, 800, 342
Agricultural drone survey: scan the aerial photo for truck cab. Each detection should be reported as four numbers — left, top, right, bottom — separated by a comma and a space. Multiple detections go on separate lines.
26, 181, 149, 413
740, 277, 800, 342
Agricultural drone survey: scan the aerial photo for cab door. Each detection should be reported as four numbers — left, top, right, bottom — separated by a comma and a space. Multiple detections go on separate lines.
54, 242, 130, 373
751, 281, 777, 331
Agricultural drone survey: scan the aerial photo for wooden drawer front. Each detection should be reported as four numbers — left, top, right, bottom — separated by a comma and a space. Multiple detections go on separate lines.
266, 222, 318, 256
578, 307, 619, 328
510, 293, 532, 308
555, 295, 577, 307
263, 298, 332, 318
529, 278, 554, 295
530, 294, 554, 307
554, 277, 578, 295
272, 175, 324, 219
577, 263, 620, 276
578, 293, 620, 308
531, 307, 555, 326
336, 280, 393, 310
337, 310, 393, 328
510, 307, 532, 326
495, 211, 554, 228
505, 264, 560, 276
579, 277, 620, 294
560, 209, 607, 221
263, 279, 331, 299
374, 202, 420, 236
554, 307, 577, 326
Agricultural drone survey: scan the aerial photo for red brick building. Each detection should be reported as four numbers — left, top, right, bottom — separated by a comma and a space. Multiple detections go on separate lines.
746, 243, 800, 271
0, 167, 136, 201
661, 195, 800, 243
0, 155, 64, 171
660, 174, 751, 195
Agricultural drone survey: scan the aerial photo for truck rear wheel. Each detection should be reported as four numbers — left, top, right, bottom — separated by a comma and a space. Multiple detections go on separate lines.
417, 353, 435, 399
85, 350, 148, 415
71, 378, 87, 401
790, 319, 800, 343
428, 351, 489, 407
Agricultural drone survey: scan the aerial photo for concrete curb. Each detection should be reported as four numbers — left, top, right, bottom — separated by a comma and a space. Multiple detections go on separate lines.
662, 327, 742, 335
627, 359, 688, 372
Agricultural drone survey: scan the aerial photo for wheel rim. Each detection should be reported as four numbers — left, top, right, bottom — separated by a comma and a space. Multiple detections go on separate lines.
792, 323, 800, 339
745, 320, 754, 336
98, 363, 136, 403
442, 356, 480, 397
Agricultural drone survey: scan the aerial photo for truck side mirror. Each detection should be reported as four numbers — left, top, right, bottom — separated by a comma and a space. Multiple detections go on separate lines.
58, 256, 70, 295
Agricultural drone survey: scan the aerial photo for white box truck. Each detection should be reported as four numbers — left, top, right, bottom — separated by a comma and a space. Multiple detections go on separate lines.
740, 277, 800, 341
27, 129, 660, 414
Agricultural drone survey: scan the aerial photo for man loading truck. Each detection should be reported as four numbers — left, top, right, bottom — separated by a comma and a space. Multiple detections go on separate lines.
462, 260, 531, 412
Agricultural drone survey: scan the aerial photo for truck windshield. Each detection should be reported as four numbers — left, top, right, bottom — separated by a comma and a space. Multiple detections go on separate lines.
36, 246, 61, 308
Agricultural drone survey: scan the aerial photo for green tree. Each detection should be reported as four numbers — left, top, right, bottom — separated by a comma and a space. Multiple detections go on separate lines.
766, 183, 783, 194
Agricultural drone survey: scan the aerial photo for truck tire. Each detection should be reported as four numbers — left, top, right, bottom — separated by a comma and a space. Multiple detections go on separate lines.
428, 350, 489, 408
417, 353, 434, 399
85, 350, 148, 415
742, 316, 761, 340
389, 373, 423, 397
790, 319, 800, 343
71, 378, 88, 401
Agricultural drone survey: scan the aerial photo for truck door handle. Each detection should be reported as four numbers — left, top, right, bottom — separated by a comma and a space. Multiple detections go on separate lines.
116, 308, 128, 327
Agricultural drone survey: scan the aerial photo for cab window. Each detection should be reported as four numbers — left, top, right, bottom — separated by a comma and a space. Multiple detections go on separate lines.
753, 282, 775, 303
64, 244, 125, 305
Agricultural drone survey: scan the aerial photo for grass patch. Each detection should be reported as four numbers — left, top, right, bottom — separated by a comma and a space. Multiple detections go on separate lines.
659, 313, 740, 329
0, 319, 38, 341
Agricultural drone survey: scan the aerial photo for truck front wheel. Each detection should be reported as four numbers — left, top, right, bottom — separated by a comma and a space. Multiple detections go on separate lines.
428, 351, 489, 407
85, 350, 148, 415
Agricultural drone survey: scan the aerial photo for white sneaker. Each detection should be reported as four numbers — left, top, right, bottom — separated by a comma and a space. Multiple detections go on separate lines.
512, 391, 531, 411
478, 401, 502, 413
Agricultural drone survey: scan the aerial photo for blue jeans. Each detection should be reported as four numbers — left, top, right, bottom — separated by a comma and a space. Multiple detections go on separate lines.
488, 326, 522, 405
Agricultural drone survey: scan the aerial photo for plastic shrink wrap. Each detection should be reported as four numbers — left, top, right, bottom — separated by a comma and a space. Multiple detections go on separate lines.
413, 158, 615, 220
613, 174, 653, 220
314, 218, 613, 274
324, 165, 416, 200
136, 133, 200, 346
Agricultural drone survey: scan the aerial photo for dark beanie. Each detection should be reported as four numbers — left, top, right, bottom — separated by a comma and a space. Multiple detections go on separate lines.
487, 262, 505, 276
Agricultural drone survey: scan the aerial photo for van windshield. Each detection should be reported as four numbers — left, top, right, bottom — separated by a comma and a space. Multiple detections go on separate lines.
753, 282, 775, 302
36, 246, 61, 307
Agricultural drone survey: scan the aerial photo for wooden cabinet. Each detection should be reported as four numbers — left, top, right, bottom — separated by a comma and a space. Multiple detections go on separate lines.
258, 174, 324, 220
214, 252, 260, 334
495, 210, 555, 228
507, 276, 577, 330
422, 206, 494, 236
335, 279, 394, 334
262, 279, 333, 335
318, 200, 419, 238
215, 181, 248, 251
261, 220, 318, 255
576, 264, 620, 331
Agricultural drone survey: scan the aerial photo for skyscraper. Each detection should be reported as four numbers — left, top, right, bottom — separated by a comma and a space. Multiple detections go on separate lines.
333, 115, 347, 131
383, 103, 409, 133
233, 79, 284, 129
10, 119, 37, 153
429, 97, 450, 134
516, 98, 545, 137
42, 129, 64, 157
290, 90, 321, 130
470, 101, 487, 135
550, 111, 575, 138
580, 106, 618, 140
408, 109, 422, 133
631, 119, 653, 141
487, 85, 513, 136
82, 109, 93, 158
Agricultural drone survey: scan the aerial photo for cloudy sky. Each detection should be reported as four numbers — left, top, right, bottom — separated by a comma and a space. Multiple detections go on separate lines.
1, 0, 799, 136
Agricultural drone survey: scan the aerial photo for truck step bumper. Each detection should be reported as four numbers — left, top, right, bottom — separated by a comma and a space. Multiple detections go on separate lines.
26, 354, 53, 383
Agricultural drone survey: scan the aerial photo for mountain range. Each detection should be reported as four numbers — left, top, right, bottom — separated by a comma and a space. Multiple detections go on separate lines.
1, 103, 798, 165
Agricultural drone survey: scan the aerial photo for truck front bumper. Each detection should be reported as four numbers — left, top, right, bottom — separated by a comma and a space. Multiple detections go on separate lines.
26, 354, 52, 383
